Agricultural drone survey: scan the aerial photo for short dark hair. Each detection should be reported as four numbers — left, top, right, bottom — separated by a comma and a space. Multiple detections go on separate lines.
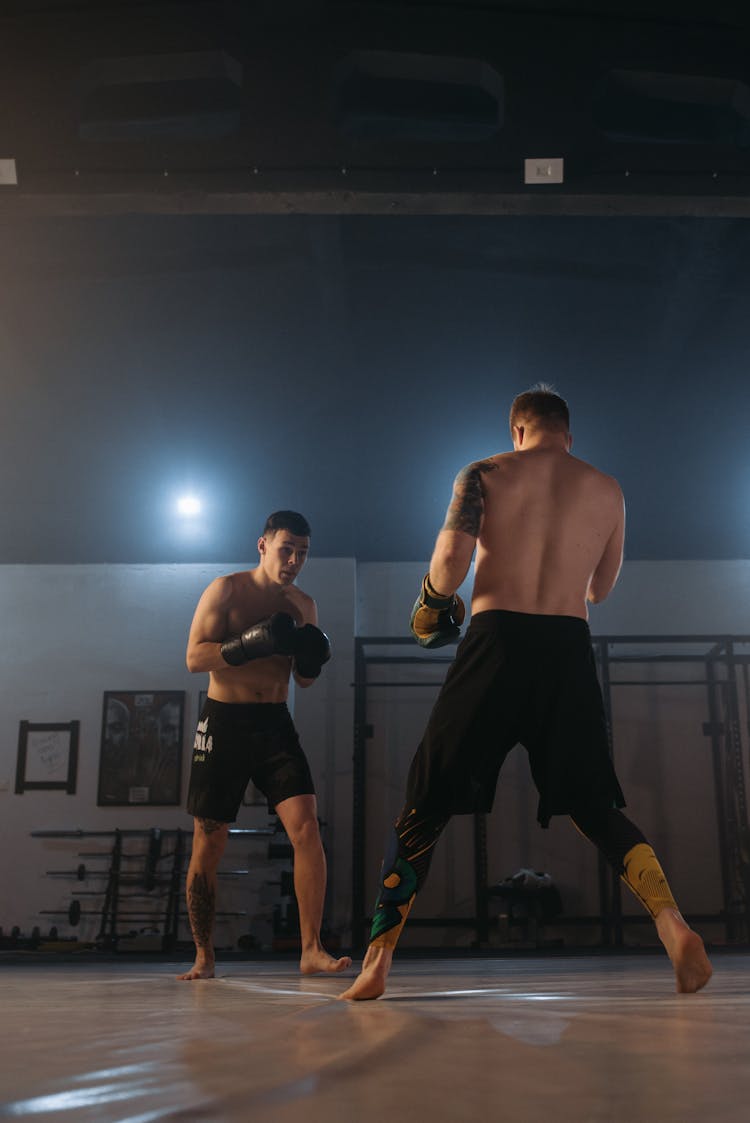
263, 510, 311, 538
509, 384, 570, 434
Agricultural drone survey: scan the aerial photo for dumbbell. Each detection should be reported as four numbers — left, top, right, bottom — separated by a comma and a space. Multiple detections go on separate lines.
45, 863, 89, 881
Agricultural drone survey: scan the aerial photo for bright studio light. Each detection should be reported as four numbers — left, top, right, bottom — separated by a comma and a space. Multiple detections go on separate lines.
177, 494, 202, 517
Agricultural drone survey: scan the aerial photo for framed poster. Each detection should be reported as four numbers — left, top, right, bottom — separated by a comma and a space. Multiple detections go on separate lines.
15, 721, 79, 794
98, 691, 184, 806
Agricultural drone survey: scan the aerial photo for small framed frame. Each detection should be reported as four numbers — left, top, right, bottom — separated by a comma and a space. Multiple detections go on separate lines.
15, 721, 79, 794
98, 691, 185, 807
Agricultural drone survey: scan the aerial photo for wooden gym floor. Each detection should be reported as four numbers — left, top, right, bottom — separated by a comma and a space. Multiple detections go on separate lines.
1, 950, 748, 1122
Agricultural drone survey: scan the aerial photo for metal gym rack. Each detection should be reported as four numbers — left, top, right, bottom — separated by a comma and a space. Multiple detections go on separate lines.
33, 825, 274, 949
351, 633, 750, 951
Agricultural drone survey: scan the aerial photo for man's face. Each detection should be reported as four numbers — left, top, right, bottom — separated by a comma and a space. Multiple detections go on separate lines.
105, 699, 129, 748
258, 529, 310, 585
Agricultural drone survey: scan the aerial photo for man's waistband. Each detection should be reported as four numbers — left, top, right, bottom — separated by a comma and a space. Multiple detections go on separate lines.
469, 609, 591, 634
203, 698, 289, 719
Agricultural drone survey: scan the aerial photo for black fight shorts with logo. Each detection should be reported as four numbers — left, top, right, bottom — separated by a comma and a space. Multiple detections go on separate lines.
186, 699, 315, 823
404, 609, 626, 827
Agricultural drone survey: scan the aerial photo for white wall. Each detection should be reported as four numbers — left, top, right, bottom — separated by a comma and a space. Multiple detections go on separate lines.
1, 557, 748, 952
0, 560, 355, 949
357, 559, 750, 637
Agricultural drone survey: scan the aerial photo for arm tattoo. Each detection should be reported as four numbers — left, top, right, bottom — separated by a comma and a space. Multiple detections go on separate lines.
443, 460, 495, 537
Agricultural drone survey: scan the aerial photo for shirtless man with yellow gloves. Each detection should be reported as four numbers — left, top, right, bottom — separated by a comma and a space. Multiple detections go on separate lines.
342, 387, 711, 1000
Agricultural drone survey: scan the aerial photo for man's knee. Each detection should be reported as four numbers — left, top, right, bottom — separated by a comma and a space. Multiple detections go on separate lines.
192, 818, 229, 865
285, 815, 321, 851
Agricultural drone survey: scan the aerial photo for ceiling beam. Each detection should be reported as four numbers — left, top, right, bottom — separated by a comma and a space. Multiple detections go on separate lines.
2, 187, 750, 217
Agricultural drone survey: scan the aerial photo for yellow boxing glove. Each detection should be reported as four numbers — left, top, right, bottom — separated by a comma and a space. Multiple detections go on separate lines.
409, 574, 465, 648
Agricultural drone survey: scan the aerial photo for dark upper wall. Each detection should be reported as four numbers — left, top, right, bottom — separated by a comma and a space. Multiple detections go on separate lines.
1, 2, 749, 564
2, 211, 749, 563
1, 0, 750, 209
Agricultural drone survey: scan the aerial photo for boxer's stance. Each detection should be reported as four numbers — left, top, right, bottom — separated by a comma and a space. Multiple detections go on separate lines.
342, 387, 712, 1000
179, 510, 351, 980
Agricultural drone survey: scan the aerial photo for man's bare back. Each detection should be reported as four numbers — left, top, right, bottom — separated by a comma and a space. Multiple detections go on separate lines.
342, 393, 710, 1001
425, 424, 625, 619
470, 444, 625, 619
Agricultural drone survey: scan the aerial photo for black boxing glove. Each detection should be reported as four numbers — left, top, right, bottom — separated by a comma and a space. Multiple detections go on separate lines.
220, 612, 297, 667
292, 624, 332, 679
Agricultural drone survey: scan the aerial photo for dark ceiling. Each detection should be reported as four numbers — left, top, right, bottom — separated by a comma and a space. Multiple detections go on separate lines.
1, 1, 749, 563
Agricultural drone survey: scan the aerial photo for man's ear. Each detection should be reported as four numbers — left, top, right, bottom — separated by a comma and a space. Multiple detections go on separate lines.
257, 535, 266, 555
512, 424, 525, 449
567, 432, 573, 451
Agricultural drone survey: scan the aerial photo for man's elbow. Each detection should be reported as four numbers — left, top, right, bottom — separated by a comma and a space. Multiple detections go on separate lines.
587, 582, 611, 605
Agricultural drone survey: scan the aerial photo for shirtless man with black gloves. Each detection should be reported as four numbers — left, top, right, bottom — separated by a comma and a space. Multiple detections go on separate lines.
179, 510, 351, 981
342, 386, 712, 1000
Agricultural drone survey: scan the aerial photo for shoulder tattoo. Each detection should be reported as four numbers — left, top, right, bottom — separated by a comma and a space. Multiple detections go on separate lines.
442, 460, 496, 537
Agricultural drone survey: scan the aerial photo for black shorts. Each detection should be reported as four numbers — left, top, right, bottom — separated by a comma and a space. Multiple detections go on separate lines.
404, 609, 626, 827
186, 699, 315, 823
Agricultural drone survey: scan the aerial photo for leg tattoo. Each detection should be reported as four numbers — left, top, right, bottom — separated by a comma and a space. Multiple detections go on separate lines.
187, 872, 216, 950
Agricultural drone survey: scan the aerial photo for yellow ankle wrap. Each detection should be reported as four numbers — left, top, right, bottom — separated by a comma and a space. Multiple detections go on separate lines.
621, 843, 677, 918
370, 893, 415, 950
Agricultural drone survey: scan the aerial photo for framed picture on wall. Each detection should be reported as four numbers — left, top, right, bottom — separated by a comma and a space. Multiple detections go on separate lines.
97, 691, 185, 807
15, 720, 79, 794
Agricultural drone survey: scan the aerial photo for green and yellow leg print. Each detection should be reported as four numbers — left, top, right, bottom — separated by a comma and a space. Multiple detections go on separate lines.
369, 809, 449, 950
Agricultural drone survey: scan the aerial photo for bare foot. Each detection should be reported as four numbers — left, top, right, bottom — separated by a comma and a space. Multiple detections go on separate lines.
176, 957, 215, 981
656, 908, 713, 994
339, 946, 392, 1001
300, 946, 352, 976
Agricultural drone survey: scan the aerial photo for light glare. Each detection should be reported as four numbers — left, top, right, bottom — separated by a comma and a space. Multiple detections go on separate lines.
177, 495, 201, 517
